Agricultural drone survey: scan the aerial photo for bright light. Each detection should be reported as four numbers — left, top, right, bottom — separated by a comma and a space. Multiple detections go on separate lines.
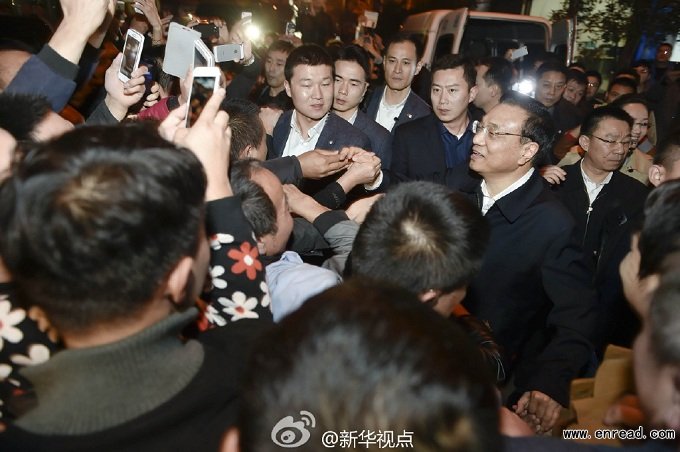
513, 78, 535, 96
245, 23, 261, 41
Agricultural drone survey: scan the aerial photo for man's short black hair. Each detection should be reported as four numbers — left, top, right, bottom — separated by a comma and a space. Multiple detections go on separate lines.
566, 69, 588, 87
432, 54, 476, 90
535, 61, 568, 80
611, 93, 650, 113
607, 77, 637, 94
229, 159, 277, 239
221, 98, 265, 162
0, 124, 206, 333
478, 57, 513, 96
350, 181, 488, 294
239, 279, 501, 452
284, 44, 333, 82
649, 270, 680, 366
500, 94, 557, 164
639, 180, 680, 278
613, 68, 640, 85
268, 39, 295, 56
0, 92, 51, 141
384, 32, 424, 61
568, 62, 586, 72
580, 105, 633, 137
334, 44, 371, 81
653, 130, 680, 169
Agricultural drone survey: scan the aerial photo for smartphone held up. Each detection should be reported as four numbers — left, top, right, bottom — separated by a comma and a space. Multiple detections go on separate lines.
185, 66, 221, 127
119, 29, 145, 82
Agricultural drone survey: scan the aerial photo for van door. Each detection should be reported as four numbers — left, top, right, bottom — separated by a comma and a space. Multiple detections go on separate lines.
431, 8, 469, 68
551, 17, 576, 65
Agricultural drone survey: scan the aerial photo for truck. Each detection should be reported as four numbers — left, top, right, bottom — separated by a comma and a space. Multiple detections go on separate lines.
400, 8, 575, 69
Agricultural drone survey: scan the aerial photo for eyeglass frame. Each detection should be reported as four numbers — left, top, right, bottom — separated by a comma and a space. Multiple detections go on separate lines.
472, 120, 525, 139
590, 134, 633, 148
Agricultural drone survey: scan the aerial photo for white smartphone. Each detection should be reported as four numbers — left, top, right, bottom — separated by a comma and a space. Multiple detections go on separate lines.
194, 39, 215, 68
213, 43, 244, 63
185, 66, 221, 127
119, 28, 145, 82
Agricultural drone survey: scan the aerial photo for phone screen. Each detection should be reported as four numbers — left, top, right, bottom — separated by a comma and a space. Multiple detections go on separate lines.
187, 75, 218, 126
194, 48, 208, 68
121, 35, 142, 79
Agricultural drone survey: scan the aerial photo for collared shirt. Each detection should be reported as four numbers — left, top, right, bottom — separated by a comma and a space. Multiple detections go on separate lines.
480, 168, 535, 216
437, 118, 474, 169
580, 160, 613, 205
282, 111, 329, 157
376, 86, 409, 132
347, 109, 359, 125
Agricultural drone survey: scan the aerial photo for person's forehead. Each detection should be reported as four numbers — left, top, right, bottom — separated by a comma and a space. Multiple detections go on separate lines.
587, 75, 600, 83
610, 83, 635, 94
567, 79, 586, 88
539, 71, 566, 82
334, 59, 366, 78
485, 104, 527, 127
476, 64, 489, 77
292, 64, 332, 79
386, 41, 417, 59
432, 66, 466, 85
594, 117, 630, 135
268, 50, 289, 60
623, 103, 649, 118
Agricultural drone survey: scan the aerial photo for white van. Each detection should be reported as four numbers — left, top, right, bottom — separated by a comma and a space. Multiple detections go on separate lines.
400, 8, 575, 69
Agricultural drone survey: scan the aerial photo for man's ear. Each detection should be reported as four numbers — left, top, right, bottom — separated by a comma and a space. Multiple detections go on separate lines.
489, 83, 500, 100
649, 164, 666, 187
415, 60, 424, 76
468, 85, 479, 104
518, 141, 539, 166
361, 81, 369, 101
166, 256, 194, 305
256, 236, 267, 256
284, 80, 292, 98
578, 134, 590, 152
221, 427, 240, 452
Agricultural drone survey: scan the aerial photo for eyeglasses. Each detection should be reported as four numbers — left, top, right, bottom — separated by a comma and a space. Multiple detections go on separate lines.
591, 135, 632, 148
587, 82, 599, 87
472, 120, 524, 139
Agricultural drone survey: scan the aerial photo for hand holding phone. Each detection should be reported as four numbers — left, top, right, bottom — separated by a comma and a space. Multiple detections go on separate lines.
185, 66, 222, 127
119, 29, 145, 82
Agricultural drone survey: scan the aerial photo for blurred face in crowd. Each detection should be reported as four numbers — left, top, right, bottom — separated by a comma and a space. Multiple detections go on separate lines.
250, 168, 293, 256
383, 41, 422, 92
580, 116, 631, 173
657, 44, 672, 63
470, 104, 536, 178
265, 50, 289, 91
431, 67, 477, 126
473, 64, 496, 112
535, 70, 566, 108
285, 64, 333, 126
633, 319, 680, 431
563, 80, 586, 106
586, 76, 600, 100
0, 128, 16, 177
621, 102, 649, 147
634, 65, 651, 85
333, 60, 368, 115
605, 83, 635, 103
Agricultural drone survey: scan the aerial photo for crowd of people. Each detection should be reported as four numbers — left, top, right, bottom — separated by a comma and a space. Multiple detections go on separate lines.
1, 0, 680, 450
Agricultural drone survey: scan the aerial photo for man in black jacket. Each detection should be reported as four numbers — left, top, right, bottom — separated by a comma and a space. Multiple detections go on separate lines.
551, 106, 649, 352
449, 95, 597, 434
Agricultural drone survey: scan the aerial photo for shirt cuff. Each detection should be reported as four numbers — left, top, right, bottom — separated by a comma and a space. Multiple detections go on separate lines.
38, 44, 79, 81
363, 170, 383, 191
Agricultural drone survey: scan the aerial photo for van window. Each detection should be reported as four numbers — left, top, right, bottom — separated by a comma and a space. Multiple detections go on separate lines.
459, 18, 547, 59
434, 34, 454, 62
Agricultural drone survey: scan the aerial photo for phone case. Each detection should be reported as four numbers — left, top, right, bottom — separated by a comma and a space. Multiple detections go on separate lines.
163, 22, 202, 78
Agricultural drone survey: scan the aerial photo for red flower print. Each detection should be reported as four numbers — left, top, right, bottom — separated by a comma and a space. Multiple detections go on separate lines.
228, 242, 263, 280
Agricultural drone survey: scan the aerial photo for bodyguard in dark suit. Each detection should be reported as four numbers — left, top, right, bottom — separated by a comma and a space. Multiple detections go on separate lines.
331, 45, 392, 168
268, 45, 375, 201
551, 107, 650, 352
390, 55, 478, 184
362, 33, 431, 134
450, 95, 597, 434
